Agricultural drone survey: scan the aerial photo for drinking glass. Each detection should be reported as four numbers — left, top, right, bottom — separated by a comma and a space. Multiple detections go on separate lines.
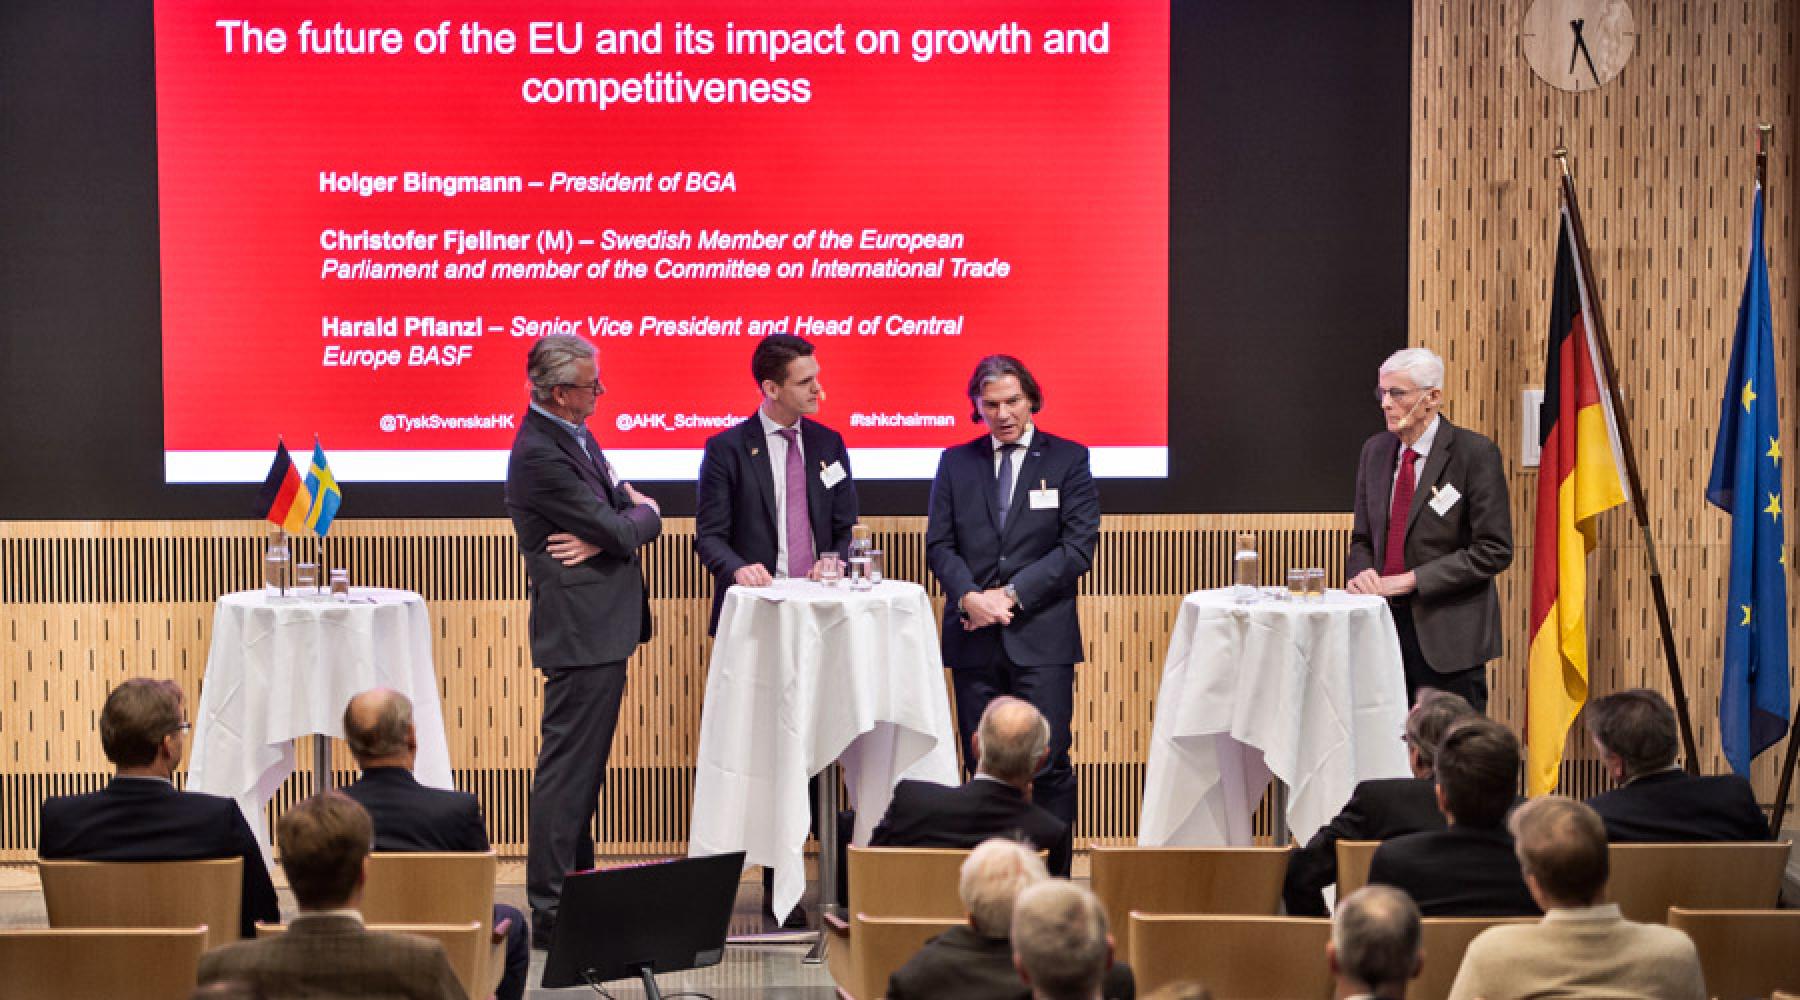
294, 562, 319, 594
816, 552, 842, 585
1286, 568, 1307, 599
867, 549, 885, 585
329, 567, 351, 599
1305, 567, 1326, 600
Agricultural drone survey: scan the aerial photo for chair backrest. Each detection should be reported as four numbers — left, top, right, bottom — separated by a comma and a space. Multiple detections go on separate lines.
0, 925, 208, 1000
1129, 913, 1333, 999
848, 913, 962, 1000
39, 856, 243, 952
258, 920, 486, 997
847, 846, 971, 919
362, 851, 501, 996
1606, 842, 1788, 923
1667, 907, 1800, 1000
1335, 839, 1381, 901
1411, 916, 1535, 1000
1088, 846, 1287, 959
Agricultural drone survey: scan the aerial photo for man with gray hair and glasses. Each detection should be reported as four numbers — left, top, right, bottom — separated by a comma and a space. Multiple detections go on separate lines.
1347, 346, 1512, 710
871, 696, 1073, 875
1328, 886, 1422, 1000
504, 334, 661, 947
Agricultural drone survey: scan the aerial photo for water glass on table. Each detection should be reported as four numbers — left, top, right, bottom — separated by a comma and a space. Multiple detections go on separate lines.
816, 552, 843, 586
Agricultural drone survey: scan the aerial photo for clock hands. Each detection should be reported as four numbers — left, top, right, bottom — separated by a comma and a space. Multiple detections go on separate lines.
1569, 19, 1603, 86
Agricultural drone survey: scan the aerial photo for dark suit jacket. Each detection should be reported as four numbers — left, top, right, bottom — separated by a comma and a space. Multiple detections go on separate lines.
926, 430, 1101, 668
38, 776, 280, 938
887, 923, 1135, 1000
504, 407, 661, 668
1348, 417, 1513, 672
1586, 769, 1772, 842
342, 767, 488, 852
694, 414, 859, 633
1367, 825, 1540, 917
198, 913, 468, 1000
1282, 777, 1445, 916
870, 777, 1073, 876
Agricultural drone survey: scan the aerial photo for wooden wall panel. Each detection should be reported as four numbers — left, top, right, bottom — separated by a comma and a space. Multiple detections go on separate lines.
0, 515, 1350, 860
1411, 0, 1798, 793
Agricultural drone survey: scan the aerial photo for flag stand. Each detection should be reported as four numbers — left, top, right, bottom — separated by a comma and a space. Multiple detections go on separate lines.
1553, 146, 1702, 772
1756, 122, 1800, 836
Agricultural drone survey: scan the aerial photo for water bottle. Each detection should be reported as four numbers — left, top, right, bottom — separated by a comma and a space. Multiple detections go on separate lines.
847, 523, 873, 591
1233, 531, 1260, 603
264, 525, 290, 597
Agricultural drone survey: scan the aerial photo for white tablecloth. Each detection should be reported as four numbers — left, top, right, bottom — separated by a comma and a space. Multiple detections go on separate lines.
187, 588, 453, 849
688, 579, 961, 920
1139, 588, 1411, 848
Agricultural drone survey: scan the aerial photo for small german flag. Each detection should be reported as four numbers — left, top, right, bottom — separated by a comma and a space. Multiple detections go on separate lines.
258, 439, 313, 535
1526, 198, 1628, 796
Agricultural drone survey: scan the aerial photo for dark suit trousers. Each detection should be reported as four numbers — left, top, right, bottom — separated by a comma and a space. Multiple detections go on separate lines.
952, 660, 1077, 826
494, 902, 528, 1000
1391, 598, 1488, 712
528, 662, 627, 918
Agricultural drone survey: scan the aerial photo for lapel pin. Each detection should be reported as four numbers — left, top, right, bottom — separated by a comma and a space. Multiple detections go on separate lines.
750, 447, 760, 456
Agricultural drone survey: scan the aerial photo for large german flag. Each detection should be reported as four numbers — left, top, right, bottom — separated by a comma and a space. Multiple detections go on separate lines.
1527, 201, 1628, 796
258, 440, 313, 535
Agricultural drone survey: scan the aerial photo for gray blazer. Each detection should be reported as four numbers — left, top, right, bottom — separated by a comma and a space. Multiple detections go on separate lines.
505, 407, 661, 668
1348, 417, 1513, 672
198, 914, 469, 1000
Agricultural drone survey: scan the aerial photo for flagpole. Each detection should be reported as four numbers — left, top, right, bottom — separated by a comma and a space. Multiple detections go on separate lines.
1553, 146, 1703, 773
1757, 122, 1800, 836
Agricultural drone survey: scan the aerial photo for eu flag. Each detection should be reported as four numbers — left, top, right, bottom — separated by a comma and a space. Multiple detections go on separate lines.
1705, 184, 1791, 777
303, 440, 342, 537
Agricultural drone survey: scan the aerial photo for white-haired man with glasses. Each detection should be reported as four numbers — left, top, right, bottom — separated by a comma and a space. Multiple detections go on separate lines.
1347, 347, 1512, 711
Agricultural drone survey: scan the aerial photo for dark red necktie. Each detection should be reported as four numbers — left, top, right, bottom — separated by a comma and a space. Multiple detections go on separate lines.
1382, 448, 1419, 576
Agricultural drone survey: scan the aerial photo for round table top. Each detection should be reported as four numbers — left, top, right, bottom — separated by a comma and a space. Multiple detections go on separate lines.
1184, 587, 1386, 615
721, 577, 927, 607
217, 586, 422, 610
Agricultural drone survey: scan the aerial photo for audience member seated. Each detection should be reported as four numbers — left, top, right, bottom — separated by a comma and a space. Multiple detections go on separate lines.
1012, 880, 1118, 1000
1367, 717, 1538, 916
1583, 688, 1769, 842
1447, 796, 1705, 1000
1284, 690, 1475, 915
339, 688, 528, 1000
198, 792, 469, 1000
887, 838, 1134, 1000
872, 696, 1074, 875
1329, 885, 1422, 1000
38, 677, 280, 939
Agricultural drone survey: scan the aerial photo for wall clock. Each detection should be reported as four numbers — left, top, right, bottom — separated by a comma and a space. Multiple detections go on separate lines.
1521, 0, 1636, 92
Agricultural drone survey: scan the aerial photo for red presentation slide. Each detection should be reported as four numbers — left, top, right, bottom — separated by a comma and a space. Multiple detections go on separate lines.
155, 1, 1167, 482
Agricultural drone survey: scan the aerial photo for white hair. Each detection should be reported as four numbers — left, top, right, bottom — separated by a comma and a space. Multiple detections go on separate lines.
959, 838, 1049, 937
1012, 880, 1110, 1000
1379, 347, 1445, 390
527, 334, 596, 404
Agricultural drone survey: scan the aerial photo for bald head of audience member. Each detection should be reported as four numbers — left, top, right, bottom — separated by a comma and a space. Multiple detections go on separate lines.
1509, 795, 1609, 911
100, 678, 188, 778
1328, 885, 1422, 1000
976, 696, 1052, 792
1405, 689, 1476, 780
1584, 688, 1681, 785
1012, 881, 1113, 1000
343, 688, 417, 770
960, 837, 1051, 938
279, 791, 374, 912
1432, 717, 1520, 830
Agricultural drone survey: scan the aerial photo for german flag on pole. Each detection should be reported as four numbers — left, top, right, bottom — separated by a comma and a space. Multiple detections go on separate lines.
258, 439, 312, 535
1527, 199, 1629, 796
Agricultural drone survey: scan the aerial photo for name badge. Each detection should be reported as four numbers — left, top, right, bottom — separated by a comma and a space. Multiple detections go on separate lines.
820, 461, 847, 489
1029, 488, 1060, 510
1429, 483, 1461, 517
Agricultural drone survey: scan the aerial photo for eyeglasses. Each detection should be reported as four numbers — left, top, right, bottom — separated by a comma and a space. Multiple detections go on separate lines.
168, 721, 192, 737
559, 380, 604, 396
1374, 386, 1430, 403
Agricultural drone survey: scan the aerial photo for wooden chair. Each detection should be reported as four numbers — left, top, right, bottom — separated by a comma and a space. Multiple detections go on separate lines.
846, 846, 972, 919
258, 920, 485, 997
0, 925, 208, 1000
39, 856, 243, 952
1088, 846, 1287, 959
1666, 907, 1800, 1000
1411, 916, 1535, 1000
1128, 913, 1333, 998
362, 851, 509, 998
1335, 839, 1381, 902
1606, 842, 1788, 923
841, 914, 961, 1000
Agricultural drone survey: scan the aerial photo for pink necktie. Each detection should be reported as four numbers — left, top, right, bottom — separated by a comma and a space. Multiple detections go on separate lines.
777, 428, 815, 577
1382, 448, 1419, 576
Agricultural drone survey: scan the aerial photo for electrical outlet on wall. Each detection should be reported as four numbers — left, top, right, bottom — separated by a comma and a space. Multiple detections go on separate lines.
1521, 389, 1544, 467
